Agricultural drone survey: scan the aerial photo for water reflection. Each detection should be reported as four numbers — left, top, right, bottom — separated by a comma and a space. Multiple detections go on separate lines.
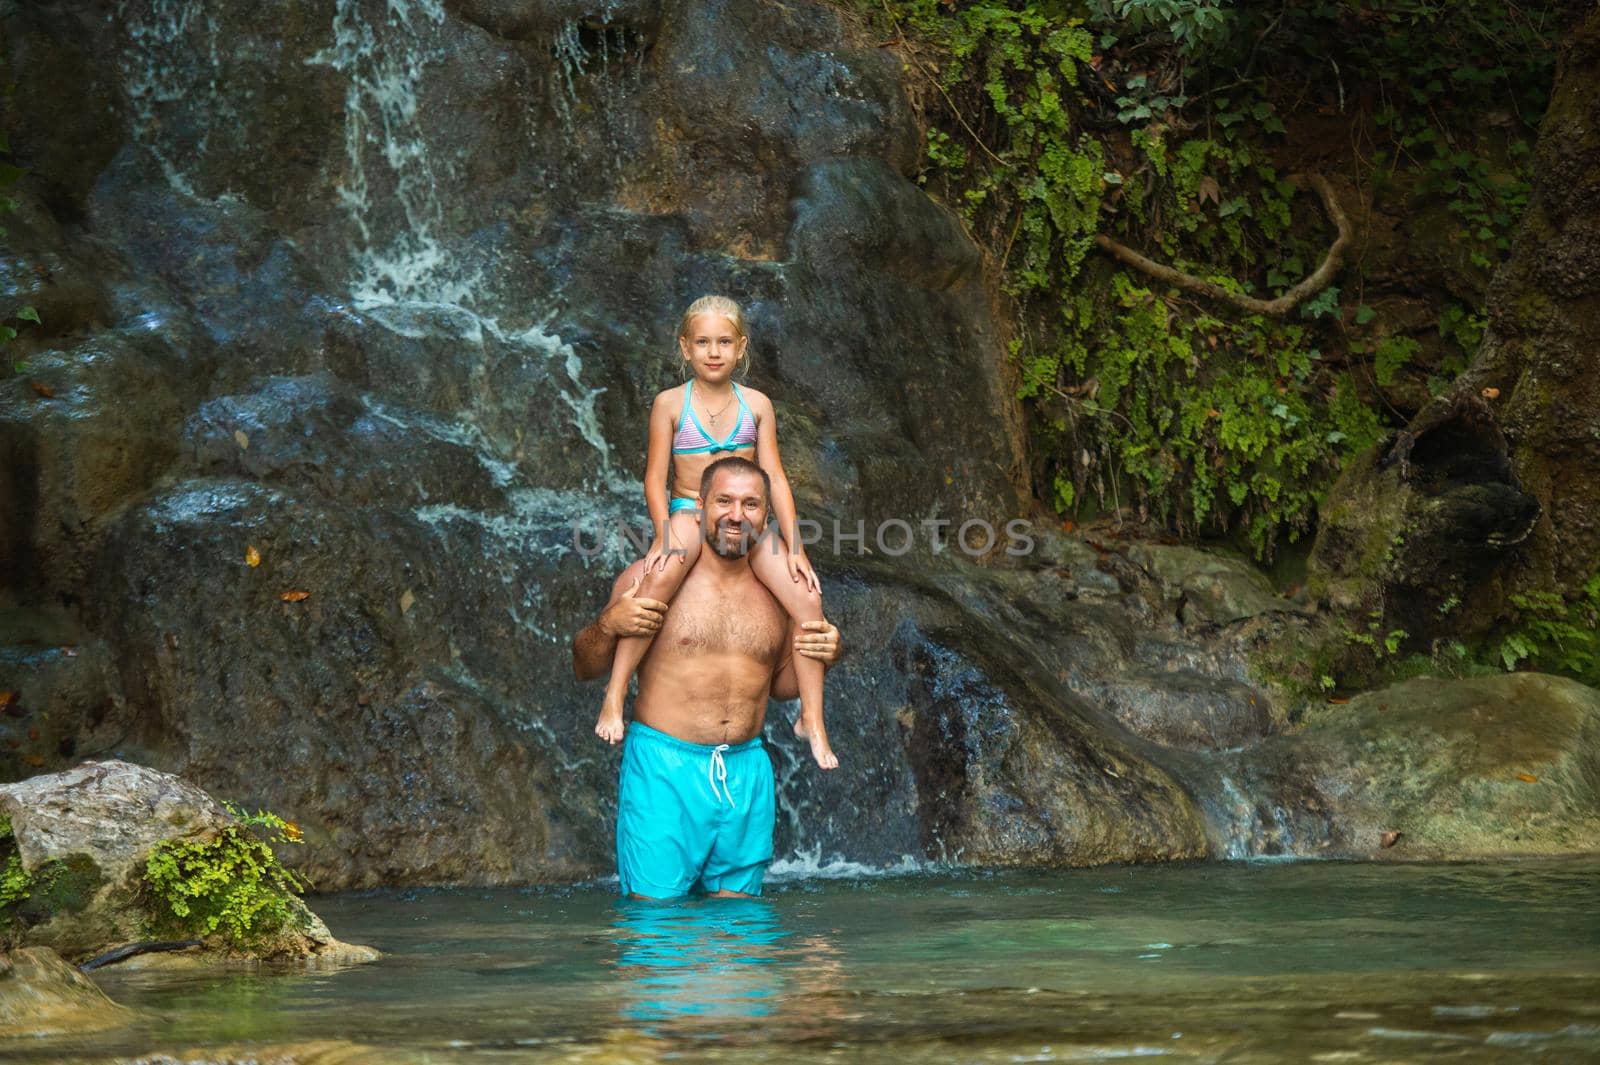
610, 897, 843, 1036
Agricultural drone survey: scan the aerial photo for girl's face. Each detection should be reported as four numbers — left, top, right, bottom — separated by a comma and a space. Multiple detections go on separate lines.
679, 313, 747, 383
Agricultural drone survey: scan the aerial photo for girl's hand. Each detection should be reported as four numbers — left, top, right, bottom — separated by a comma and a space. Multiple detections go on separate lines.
787, 549, 821, 595
643, 538, 668, 574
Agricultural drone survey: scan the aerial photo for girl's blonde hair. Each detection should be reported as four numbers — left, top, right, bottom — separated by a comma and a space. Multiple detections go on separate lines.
676, 295, 752, 379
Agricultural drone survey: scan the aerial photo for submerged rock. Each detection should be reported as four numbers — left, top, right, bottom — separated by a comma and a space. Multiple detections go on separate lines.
0, 945, 135, 1039
0, 761, 375, 964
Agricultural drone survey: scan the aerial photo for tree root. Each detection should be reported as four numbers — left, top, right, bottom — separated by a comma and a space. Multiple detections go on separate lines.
1094, 173, 1351, 318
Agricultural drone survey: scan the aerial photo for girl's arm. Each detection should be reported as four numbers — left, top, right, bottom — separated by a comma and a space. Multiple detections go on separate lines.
642, 390, 677, 567
748, 389, 819, 591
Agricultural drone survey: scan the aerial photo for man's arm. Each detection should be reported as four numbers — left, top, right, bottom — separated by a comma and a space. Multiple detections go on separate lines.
770, 619, 842, 701
571, 561, 667, 681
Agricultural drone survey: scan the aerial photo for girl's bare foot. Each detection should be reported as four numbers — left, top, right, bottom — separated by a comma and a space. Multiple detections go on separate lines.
595, 694, 625, 745
794, 716, 839, 770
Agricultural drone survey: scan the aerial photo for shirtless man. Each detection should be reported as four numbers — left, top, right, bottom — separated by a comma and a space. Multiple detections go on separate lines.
571, 456, 841, 899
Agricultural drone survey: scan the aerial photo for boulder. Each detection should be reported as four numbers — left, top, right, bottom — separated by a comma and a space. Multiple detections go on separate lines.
0, 761, 376, 964
1228, 673, 1600, 858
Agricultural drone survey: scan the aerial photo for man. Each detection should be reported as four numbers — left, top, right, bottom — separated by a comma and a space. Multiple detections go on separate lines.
571, 456, 841, 899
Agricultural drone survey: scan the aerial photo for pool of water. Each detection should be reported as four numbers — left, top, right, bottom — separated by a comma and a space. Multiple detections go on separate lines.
16, 859, 1600, 1063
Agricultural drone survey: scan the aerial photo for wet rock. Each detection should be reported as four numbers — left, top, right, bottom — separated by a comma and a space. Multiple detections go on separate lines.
0, 606, 126, 783
1087, 670, 1276, 752
448, 0, 664, 43
0, 946, 135, 1039
182, 374, 511, 511
1309, 395, 1540, 664
1129, 544, 1306, 628
788, 158, 981, 292
1231, 674, 1600, 858
83, 475, 605, 888
0, 760, 375, 963
760, 560, 1211, 869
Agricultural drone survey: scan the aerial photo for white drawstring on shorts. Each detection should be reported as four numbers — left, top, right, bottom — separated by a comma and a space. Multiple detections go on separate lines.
707, 743, 732, 806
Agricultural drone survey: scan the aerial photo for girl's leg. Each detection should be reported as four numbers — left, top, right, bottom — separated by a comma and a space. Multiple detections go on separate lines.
596, 511, 703, 742
748, 527, 837, 769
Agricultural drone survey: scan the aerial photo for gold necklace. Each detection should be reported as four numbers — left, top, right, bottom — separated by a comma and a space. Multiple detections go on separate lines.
701, 391, 735, 425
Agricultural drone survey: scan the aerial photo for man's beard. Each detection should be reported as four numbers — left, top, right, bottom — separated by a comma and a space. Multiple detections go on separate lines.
705, 517, 765, 559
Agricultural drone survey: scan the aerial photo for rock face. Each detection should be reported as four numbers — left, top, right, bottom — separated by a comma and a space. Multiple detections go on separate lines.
1211, 673, 1600, 858
0, 761, 374, 963
0, 946, 135, 1039
1308, 7, 1600, 660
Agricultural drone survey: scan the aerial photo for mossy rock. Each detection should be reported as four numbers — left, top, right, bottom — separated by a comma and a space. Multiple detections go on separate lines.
1245, 673, 1600, 858
0, 761, 376, 965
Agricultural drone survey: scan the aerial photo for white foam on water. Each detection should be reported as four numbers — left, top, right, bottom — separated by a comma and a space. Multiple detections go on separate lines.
766, 845, 937, 882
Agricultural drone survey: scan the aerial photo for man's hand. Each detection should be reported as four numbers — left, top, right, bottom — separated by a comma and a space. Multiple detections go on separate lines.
602, 575, 669, 638
793, 619, 841, 667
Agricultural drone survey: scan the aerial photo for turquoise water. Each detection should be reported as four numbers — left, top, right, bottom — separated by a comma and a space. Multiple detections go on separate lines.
21, 859, 1600, 1063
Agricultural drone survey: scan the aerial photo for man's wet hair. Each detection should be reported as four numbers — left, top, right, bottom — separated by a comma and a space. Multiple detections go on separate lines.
700, 456, 771, 510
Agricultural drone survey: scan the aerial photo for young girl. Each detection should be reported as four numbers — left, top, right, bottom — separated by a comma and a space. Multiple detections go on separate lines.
594, 295, 838, 770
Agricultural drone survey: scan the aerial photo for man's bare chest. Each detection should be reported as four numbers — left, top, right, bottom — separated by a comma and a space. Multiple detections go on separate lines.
658, 575, 785, 663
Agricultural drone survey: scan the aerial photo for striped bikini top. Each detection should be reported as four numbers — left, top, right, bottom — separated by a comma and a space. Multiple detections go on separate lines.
671, 380, 757, 454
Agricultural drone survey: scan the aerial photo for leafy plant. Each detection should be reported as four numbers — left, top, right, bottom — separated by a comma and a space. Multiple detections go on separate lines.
142, 803, 308, 949
852, 0, 1556, 557
0, 816, 30, 911
1493, 578, 1600, 684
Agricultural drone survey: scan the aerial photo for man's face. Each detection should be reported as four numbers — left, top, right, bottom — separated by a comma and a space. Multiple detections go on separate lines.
700, 470, 769, 559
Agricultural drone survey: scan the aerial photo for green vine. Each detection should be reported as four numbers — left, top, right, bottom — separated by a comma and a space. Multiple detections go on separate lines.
849, 0, 1556, 558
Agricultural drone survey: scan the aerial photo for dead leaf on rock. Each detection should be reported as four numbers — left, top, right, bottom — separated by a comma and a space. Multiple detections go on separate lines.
280, 590, 310, 602
1196, 175, 1221, 206
1379, 830, 1402, 849
399, 589, 414, 615
1516, 772, 1538, 783
1481, 387, 1500, 400
245, 544, 262, 568
0, 691, 14, 710
234, 429, 250, 449
1327, 696, 1350, 704
22, 754, 44, 767
29, 380, 55, 399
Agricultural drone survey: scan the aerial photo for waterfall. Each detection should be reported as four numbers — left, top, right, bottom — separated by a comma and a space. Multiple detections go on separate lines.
305, 0, 460, 305
116, 0, 225, 198
297, 0, 615, 478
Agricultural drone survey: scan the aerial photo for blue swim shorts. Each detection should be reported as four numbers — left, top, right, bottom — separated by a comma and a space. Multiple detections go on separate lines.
616, 722, 775, 899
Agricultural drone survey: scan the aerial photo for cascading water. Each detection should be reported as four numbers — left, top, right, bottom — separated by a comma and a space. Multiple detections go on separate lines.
116, 0, 226, 197
305, 1, 614, 476
306, 0, 457, 305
